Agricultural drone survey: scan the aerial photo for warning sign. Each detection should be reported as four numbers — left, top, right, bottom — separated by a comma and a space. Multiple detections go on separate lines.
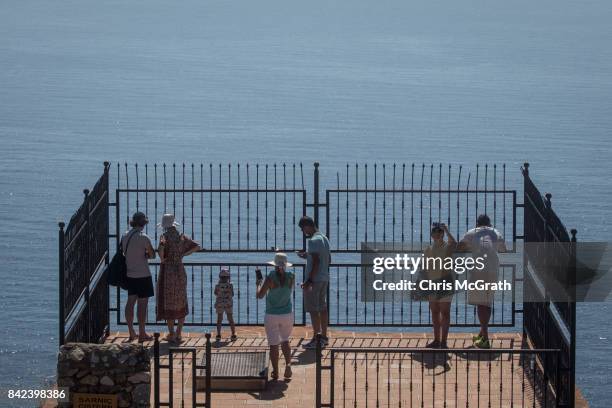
73, 393, 117, 408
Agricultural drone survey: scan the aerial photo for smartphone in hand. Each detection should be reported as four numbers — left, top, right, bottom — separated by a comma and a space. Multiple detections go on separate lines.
255, 268, 263, 284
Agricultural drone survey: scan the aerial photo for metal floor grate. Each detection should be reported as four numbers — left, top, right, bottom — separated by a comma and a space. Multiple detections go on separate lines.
210, 351, 268, 377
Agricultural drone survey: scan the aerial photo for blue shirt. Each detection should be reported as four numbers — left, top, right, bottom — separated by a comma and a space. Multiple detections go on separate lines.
265, 271, 294, 315
305, 232, 330, 283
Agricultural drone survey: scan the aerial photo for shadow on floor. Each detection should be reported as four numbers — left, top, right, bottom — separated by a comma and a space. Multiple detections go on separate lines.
247, 380, 290, 401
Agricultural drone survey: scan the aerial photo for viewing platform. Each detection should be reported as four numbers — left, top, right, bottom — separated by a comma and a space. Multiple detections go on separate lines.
105, 328, 588, 408
56, 162, 583, 407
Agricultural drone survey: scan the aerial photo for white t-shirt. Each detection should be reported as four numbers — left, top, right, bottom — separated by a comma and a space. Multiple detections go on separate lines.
121, 228, 153, 278
462, 226, 504, 275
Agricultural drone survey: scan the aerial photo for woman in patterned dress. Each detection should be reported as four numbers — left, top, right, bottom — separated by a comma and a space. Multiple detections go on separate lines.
156, 214, 200, 343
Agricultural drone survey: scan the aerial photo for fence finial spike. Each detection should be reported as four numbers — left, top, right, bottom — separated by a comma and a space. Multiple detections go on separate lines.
83, 189, 89, 197
59, 221, 65, 229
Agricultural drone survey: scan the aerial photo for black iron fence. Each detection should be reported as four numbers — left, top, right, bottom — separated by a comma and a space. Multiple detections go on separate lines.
113, 162, 307, 252
328, 263, 517, 327
59, 162, 110, 345
153, 333, 212, 408
110, 162, 521, 328
324, 163, 517, 253
115, 263, 306, 327
522, 163, 576, 407
315, 342, 564, 408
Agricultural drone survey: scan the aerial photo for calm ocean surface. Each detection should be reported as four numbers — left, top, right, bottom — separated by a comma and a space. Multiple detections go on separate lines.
1, 0, 611, 405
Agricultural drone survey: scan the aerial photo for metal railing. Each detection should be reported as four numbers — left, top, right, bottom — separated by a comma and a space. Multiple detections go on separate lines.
324, 163, 517, 253
113, 162, 307, 253
522, 163, 576, 407
114, 263, 307, 326
153, 333, 212, 408
110, 162, 521, 328
328, 263, 516, 327
59, 162, 110, 345
315, 339, 563, 408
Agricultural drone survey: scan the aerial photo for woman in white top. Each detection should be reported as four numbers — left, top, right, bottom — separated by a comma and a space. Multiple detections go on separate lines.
121, 211, 156, 343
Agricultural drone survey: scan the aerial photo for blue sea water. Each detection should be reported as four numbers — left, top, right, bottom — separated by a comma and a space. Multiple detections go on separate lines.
1, 0, 611, 406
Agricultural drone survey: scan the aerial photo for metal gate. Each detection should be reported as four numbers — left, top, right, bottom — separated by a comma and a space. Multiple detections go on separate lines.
109, 162, 520, 328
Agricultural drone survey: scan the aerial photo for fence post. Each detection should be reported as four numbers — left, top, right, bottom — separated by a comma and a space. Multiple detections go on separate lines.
83, 188, 92, 342
59, 222, 65, 346
153, 333, 160, 408
521, 163, 529, 343
315, 333, 322, 408
569, 229, 577, 408
205, 333, 212, 407
103, 162, 111, 338
313, 162, 320, 227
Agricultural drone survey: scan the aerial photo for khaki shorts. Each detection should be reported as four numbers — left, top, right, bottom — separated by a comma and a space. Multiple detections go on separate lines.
304, 281, 328, 312
467, 269, 497, 307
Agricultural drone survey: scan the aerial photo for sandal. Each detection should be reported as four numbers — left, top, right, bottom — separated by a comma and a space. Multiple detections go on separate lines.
270, 371, 279, 381
284, 365, 292, 379
230, 334, 237, 341
138, 334, 153, 343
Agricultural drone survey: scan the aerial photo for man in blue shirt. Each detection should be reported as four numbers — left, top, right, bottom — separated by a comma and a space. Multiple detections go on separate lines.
297, 216, 331, 349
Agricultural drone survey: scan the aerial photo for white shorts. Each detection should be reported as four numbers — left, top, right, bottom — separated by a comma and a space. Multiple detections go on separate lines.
264, 313, 293, 346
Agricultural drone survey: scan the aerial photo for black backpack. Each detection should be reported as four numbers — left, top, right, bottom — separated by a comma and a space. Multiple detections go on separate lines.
108, 231, 136, 290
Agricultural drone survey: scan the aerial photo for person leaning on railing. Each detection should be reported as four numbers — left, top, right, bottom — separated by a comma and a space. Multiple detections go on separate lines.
256, 253, 295, 381
156, 213, 200, 344
121, 211, 156, 343
457, 214, 507, 349
422, 223, 457, 349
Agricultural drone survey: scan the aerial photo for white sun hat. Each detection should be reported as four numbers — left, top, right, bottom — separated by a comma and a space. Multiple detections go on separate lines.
267, 252, 293, 268
157, 213, 181, 229
219, 267, 230, 278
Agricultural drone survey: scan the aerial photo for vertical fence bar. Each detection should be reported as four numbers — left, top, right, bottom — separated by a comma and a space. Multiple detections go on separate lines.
314, 162, 320, 227
58, 222, 65, 346
115, 180, 121, 325
191, 348, 197, 408
205, 333, 212, 408
83, 189, 91, 342
154, 332, 160, 408
316, 333, 322, 408
104, 162, 110, 338
569, 229, 577, 408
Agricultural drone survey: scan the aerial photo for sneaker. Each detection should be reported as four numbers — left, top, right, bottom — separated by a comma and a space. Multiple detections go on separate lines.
474, 337, 491, 349
439, 342, 448, 349
230, 334, 237, 342
302, 337, 318, 349
320, 335, 329, 347
425, 340, 440, 348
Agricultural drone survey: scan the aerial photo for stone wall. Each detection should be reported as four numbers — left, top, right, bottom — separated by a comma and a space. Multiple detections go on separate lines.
57, 343, 150, 407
